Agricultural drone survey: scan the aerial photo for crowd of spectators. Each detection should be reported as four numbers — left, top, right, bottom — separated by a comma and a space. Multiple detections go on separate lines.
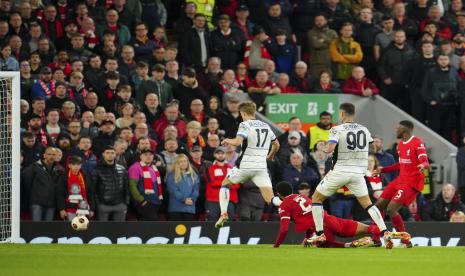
9, 0, 465, 222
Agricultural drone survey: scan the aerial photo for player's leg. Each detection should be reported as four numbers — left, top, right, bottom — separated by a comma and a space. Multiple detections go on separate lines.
216, 168, 244, 228
349, 175, 389, 247
311, 171, 341, 239
253, 171, 282, 206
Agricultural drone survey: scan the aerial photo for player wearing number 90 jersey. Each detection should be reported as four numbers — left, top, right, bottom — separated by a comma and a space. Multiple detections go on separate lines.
317, 122, 373, 197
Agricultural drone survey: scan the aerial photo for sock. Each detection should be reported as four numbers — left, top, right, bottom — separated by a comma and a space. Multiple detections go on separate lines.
368, 224, 381, 243
219, 186, 230, 215
311, 203, 324, 234
271, 196, 282, 206
391, 214, 405, 232
367, 205, 387, 232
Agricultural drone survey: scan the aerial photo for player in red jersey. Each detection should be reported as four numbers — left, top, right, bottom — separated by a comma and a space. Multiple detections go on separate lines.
375, 120, 429, 248
273, 181, 389, 248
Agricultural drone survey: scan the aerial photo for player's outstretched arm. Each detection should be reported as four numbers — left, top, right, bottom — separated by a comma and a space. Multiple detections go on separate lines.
221, 136, 244, 147
274, 218, 290, 248
267, 139, 280, 160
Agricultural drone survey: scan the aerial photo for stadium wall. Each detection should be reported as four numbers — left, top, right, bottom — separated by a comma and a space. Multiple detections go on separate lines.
20, 222, 465, 246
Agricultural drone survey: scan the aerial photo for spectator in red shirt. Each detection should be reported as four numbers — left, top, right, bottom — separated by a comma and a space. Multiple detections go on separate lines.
276, 73, 298, 93
205, 147, 239, 221
342, 66, 379, 97
248, 69, 281, 110
419, 5, 453, 40
153, 100, 187, 140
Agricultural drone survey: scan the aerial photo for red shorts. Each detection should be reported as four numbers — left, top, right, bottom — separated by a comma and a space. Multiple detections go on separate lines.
323, 213, 358, 237
380, 176, 422, 206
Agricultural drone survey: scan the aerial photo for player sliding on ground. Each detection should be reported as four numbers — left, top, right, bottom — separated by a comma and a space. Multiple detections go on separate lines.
272, 182, 410, 248
309, 103, 395, 249
215, 101, 281, 228
373, 120, 429, 248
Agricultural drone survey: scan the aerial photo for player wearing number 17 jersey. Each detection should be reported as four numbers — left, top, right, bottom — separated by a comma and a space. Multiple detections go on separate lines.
215, 101, 281, 228
374, 120, 429, 248
309, 103, 393, 248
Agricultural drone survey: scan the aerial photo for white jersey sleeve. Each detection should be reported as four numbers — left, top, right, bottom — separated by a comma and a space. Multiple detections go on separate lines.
331, 123, 371, 174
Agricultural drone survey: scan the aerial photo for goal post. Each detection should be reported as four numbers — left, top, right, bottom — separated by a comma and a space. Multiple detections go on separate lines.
0, 72, 20, 243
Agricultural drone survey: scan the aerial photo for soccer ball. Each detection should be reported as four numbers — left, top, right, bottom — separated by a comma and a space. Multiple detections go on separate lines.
71, 215, 89, 231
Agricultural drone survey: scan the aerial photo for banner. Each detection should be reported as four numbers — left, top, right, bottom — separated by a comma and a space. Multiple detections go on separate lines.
265, 94, 339, 132
20, 222, 465, 246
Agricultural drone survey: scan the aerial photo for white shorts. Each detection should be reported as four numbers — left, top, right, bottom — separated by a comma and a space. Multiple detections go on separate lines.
227, 167, 272, 188
316, 170, 368, 197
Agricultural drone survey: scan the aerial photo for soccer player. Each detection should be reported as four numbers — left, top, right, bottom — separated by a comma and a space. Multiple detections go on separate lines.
274, 181, 388, 248
310, 103, 392, 248
375, 120, 429, 248
215, 101, 281, 228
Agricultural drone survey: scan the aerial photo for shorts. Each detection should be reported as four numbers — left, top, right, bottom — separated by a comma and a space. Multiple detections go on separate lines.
380, 176, 422, 206
316, 170, 368, 197
227, 167, 272, 188
324, 213, 358, 237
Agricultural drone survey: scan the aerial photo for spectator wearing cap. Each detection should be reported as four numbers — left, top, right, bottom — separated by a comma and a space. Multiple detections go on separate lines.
244, 25, 272, 71
46, 81, 69, 110
248, 69, 281, 110
205, 146, 238, 220
282, 151, 320, 193
41, 5, 64, 41
178, 13, 211, 71
307, 14, 339, 78
298, 183, 311, 197
329, 22, 363, 81
211, 14, 242, 70
31, 67, 54, 100
153, 100, 187, 140
22, 147, 64, 221
278, 117, 308, 149
166, 154, 200, 221
173, 67, 208, 116
231, 5, 254, 46
128, 148, 163, 221
57, 155, 95, 221
28, 113, 54, 147
217, 95, 242, 138
342, 66, 379, 97
92, 145, 129, 221
277, 130, 309, 167
419, 5, 453, 40
92, 119, 116, 157
138, 64, 173, 109
96, 9, 131, 47
188, 145, 212, 219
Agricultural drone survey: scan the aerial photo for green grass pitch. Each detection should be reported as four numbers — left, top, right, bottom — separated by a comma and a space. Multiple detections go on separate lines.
0, 245, 464, 275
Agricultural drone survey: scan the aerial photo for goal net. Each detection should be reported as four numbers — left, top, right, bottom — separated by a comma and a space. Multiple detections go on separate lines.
0, 72, 20, 243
